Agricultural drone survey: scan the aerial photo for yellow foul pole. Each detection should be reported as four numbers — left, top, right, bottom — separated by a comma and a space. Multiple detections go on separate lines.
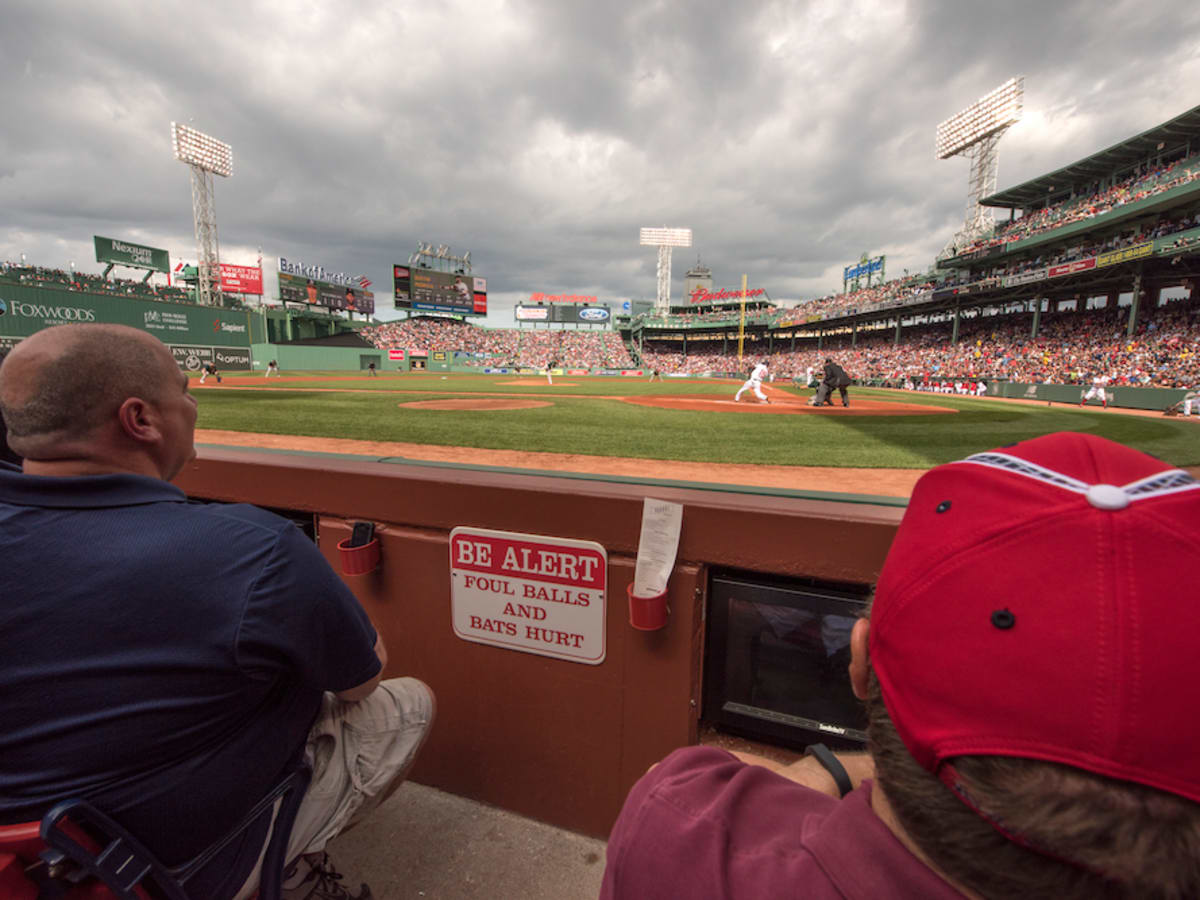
737, 274, 747, 365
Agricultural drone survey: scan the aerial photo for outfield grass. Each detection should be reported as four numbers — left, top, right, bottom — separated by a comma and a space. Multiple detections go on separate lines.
193, 375, 1200, 469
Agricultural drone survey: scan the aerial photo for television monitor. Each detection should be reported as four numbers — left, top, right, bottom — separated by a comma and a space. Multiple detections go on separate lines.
703, 572, 869, 751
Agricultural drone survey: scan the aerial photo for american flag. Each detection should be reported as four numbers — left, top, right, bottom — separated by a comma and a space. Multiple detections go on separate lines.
357, 275, 372, 289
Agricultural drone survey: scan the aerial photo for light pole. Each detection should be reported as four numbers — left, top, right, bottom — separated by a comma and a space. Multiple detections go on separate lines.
936, 77, 1024, 258
639, 227, 693, 312
171, 122, 233, 306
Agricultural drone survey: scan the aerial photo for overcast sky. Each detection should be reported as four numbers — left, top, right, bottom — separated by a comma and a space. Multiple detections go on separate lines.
2, 0, 1197, 326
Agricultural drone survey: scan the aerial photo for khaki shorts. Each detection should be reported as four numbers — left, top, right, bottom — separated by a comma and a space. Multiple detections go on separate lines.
235, 677, 435, 899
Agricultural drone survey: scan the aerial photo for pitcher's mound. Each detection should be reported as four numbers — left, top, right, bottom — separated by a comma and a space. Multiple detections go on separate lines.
400, 398, 552, 411
496, 380, 578, 387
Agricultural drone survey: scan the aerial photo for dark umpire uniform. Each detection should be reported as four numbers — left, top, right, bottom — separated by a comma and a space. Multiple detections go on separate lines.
817, 358, 852, 407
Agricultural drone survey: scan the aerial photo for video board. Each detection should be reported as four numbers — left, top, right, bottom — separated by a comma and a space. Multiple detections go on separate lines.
394, 266, 487, 316
278, 271, 375, 314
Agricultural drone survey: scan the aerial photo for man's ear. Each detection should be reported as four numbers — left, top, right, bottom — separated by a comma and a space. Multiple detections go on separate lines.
116, 397, 161, 445
850, 617, 870, 700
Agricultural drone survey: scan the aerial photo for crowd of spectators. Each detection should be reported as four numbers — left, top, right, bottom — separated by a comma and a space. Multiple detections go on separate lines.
793, 276, 938, 321
639, 298, 1199, 389
360, 316, 635, 369
1, 263, 192, 303
951, 152, 1200, 257
950, 210, 1200, 289
637, 304, 796, 329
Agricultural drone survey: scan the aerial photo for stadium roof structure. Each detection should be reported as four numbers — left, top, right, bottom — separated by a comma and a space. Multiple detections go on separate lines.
982, 104, 1200, 209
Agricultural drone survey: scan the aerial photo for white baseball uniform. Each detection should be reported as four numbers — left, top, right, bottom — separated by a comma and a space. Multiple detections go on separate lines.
735, 363, 769, 402
1082, 376, 1110, 405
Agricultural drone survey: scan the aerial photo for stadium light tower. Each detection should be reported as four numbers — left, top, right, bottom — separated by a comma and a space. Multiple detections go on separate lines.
171, 122, 233, 306
639, 227, 692, 311
936, 77, 1023, 258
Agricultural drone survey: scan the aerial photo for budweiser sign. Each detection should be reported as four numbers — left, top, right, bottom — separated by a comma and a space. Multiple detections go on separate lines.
529, 293, 597, 303
689, 287, 766, 303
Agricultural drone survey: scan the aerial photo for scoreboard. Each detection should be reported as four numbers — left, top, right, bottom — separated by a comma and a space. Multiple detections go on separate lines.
278, 272, 375, 314
394, 266, 487, 316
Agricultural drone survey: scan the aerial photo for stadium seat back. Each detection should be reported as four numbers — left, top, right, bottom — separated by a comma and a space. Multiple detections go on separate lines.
0, 761, 310, 900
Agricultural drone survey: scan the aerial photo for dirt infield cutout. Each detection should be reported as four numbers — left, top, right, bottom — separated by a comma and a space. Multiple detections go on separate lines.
623, 394, 957, 415
400, 398, 553, 411
495, 380, 580, 387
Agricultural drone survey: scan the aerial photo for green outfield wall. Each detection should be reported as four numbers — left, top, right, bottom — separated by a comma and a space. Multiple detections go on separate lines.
0, 283, 255, 369
989, 380, 1187, 411
858, 378, 1190, 411
248, 342, 394, 372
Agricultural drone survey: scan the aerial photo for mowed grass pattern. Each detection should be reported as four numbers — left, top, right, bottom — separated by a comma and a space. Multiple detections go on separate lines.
192, 373, 1200, 469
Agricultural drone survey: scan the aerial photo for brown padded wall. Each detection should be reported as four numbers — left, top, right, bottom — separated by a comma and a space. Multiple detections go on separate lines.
175, 447, 903, 837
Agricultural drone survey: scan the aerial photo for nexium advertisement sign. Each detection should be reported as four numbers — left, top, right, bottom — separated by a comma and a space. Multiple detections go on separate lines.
94, 236, 170, 273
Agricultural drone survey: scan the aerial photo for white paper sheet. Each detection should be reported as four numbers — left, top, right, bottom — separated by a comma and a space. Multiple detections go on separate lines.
632, 497, 683, 597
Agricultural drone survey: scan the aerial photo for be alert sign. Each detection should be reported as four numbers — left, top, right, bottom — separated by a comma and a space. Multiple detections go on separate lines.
449, 527, 607, 664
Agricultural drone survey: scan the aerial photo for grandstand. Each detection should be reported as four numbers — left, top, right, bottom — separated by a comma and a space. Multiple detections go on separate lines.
624, 104, 1200, 392
5, 100, 1200, 900
361, 316, 636, 370
4, 106, 1198, 396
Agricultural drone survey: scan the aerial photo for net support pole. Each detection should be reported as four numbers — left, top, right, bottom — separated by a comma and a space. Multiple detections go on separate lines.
1127, 265, 1143, 339
737, 274, 747, 365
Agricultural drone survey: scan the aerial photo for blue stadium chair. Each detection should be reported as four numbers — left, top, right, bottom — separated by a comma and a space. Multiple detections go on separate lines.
0, 762, 311, 900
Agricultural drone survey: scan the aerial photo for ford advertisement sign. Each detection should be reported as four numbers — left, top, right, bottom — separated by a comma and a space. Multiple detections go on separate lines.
578, 307, 610, 322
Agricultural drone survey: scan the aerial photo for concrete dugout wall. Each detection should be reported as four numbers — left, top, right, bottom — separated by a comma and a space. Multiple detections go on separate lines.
175, 447, 903, 837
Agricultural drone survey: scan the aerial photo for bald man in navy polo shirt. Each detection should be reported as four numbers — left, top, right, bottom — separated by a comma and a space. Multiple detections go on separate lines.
0, 324, 433, 900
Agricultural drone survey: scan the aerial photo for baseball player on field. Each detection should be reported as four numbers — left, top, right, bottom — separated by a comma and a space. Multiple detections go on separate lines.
735, 361, 770, 404
1080, 374, 1110, 408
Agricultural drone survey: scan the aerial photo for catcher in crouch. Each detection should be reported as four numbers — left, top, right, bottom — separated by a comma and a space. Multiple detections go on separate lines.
810, 358, 852, 407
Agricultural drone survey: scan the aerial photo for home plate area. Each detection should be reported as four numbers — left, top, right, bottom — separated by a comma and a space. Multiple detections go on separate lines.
622, 393, 957, 415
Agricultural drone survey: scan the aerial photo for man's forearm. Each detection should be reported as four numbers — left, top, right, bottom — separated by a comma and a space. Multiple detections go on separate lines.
730, 749, 875, 797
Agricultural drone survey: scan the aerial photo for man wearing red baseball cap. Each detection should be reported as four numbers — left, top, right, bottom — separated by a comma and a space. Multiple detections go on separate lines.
601, 432, 1200, 899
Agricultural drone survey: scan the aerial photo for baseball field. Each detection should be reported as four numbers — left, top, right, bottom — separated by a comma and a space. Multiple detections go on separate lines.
190, 372, 1200, 499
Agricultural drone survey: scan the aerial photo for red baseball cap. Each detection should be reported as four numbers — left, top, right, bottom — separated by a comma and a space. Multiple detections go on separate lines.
870, 432, 1200, 805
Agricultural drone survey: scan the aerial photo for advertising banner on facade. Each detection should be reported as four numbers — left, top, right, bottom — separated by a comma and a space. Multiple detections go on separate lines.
554, 305, 611, 324
1002, 269, 1047, 288
1097, 241, 1153, 269
169, 344, 252, 371
0, 284, 251, 350
528, 293, 598, 303
218, 264, 263, 295
515, 305, 550, 321
93, 236, 170, 273
1048, 258, 1097, 279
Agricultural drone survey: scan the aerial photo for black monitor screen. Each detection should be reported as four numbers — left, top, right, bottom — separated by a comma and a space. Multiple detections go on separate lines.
704, 573, 869, 751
